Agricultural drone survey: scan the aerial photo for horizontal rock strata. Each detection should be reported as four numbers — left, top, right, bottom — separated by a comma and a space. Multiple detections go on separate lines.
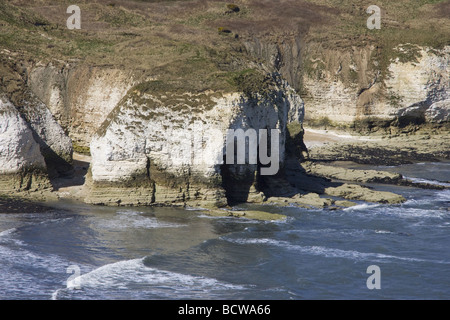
86, 75, 305, 207
0, 96, 52, 193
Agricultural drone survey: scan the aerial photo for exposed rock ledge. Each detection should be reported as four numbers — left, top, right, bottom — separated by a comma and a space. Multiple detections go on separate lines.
303, 161, 446, 190
85, 74, 304, 208
1, 72, 411, 220
1, 64, 430, 219
307, 131, 450, 166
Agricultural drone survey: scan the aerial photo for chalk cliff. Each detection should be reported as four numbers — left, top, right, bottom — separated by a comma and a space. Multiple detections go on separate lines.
0, 95, 52, 193
86, 74, 304, 207
28, 63, 136, 150
242, 37, 449, 131
0, 58, 73, 181
0, 0, 448, 211
300, 44, 450, 128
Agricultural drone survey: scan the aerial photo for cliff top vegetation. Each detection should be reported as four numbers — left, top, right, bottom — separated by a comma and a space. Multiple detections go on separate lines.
1, 0, 449, 93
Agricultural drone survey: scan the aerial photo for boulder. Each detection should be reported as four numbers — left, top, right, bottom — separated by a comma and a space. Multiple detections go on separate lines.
325, 183, 406, 204
425, 100, 450, 123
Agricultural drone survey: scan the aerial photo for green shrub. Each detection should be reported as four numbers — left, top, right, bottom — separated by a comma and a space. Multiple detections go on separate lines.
307, 116, 333, 128
226, 4, 240, 13
229, 69, 274, 99
218, 27, 232, 34
73, 144, 91, 156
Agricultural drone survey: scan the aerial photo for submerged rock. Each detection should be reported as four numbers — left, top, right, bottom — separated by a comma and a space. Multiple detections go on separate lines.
205, 208, 287, 221
303, 162, 403, 184
334, 200, 357, 207
266, 193, 333, 208
325, 183, 406, 204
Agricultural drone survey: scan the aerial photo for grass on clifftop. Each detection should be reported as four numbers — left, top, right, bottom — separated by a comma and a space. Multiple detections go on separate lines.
302, 0, 449, 79
1, 0, 449, 93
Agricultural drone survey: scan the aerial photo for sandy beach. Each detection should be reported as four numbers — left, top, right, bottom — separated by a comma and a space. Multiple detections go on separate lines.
303, 127, 450, 165
303, 127, 381, 149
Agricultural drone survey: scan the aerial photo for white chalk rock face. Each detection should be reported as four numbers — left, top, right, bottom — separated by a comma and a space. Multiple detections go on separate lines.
302, 45, 449, 125
388, 47, 449, 106
425, 99, 450, 123
28, 64, 136, 147
15, 88, 74, 176
0, 96, 46, 174
387, 46, 449, 123
88, 76, 304, 206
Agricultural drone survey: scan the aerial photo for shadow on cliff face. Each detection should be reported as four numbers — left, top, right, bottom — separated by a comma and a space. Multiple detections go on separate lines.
221, 157, 345, 205
49, 154, 89, 191
281, 124, 343, 195
283, 157, 342, 195
220, 124, 345, 205
220, 157, 343, 206
28, 128, 74, 179
0, 59, 75, 185
220, 162, 258, 206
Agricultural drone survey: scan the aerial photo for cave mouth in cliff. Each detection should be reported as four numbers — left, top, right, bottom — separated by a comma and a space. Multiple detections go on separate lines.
220, 130, 283, 205
220, 162, 260, 206
220, 145, 267, 206
396, 115, 426, 128
49, 153, 90, 191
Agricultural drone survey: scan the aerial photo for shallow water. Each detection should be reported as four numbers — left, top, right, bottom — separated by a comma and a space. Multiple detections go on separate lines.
0, 162, 449, 300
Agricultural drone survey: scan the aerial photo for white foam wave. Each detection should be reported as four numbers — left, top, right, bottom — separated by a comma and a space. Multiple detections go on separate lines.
374, 230, 393, 234
300, 245, 425, 263
404, 176, 450, 187
340, 196, 449, 219
0, 241, 86, 300
50, 289, 61, 300
184, 206, 208, 211
384, 207, 448, 219
0, 228, 16, 238
437, 189, 450, 200
0, 242, 74, 275
224, 237, 450, 264
53, 258, 244, 299
95, 211, 186, 230
0, 228, 25, 246
343, 203, 380, 212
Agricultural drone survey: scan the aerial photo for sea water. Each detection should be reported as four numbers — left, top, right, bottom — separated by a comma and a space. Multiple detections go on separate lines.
0, 162, 449, 300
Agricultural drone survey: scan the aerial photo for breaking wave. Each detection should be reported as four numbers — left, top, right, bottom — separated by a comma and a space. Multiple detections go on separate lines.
52, 257, 245, 300
222, 237, 450, 265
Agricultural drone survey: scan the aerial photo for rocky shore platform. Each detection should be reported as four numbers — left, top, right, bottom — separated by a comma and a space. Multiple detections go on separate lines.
1, 129, 448, 221
259, 128, 450, 215
0, 196, 55, 214
305, 128, 450, 166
